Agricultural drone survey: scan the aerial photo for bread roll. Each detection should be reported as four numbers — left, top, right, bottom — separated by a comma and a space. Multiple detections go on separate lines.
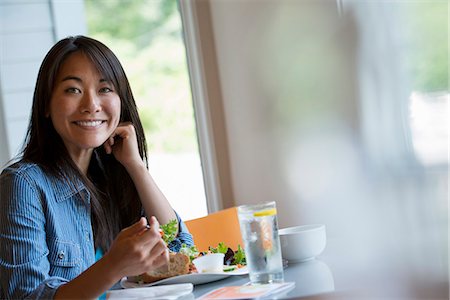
129, 252, 190, 283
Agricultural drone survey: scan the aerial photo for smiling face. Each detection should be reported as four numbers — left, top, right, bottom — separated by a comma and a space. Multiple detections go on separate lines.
49, 51, 121, 162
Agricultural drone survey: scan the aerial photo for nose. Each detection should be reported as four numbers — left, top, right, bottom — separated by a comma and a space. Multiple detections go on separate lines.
80, 90, 102, 114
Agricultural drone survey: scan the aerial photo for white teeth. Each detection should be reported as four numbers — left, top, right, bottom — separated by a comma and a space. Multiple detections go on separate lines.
76, 120, 103, 127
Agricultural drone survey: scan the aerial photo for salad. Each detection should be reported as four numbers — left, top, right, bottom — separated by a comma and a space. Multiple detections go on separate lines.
207, 242, 246, 271
160, 219, 246, 272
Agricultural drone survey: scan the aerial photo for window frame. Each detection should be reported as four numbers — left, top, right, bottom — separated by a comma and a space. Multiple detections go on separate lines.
178, 0, 234, 213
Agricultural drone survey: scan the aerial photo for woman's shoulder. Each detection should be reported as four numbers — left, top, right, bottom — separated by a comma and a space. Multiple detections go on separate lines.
1, 159, 86, 201
1, 161, 52, 188
1, 160, 46, 178
0, 161, 51, 198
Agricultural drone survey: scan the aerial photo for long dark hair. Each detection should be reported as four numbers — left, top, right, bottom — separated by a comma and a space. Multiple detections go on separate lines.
22, 35, 147, 251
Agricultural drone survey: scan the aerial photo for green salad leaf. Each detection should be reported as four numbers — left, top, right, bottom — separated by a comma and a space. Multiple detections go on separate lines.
208, 243, 247, 266
160, 220, 246, 268
233, 244, 246, 265
209, 242, 228, 254
160, 219, 178, 245
180, 243, 200, 262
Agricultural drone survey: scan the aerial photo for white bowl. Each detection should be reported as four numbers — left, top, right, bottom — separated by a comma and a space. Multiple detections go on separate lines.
279, 224, 326, 263
192, 253, 224, 273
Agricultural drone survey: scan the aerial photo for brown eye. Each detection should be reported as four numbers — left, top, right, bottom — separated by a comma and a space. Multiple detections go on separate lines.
65, 87, 81, 94
99, 87, 113, 93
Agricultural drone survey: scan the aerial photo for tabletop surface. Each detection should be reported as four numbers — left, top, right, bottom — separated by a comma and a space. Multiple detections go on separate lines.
192, 259, 333, 299
113, 235, 448, 299
191, 235, 448, 300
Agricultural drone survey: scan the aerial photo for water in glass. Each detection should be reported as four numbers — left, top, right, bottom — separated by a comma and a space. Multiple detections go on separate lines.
238, 202, 284, 284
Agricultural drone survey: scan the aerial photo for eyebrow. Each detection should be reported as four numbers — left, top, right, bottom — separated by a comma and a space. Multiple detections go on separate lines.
61, 75, 82, 83
61, 76, 108, 83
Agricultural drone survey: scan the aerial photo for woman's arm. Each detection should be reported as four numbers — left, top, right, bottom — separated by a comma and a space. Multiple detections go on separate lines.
55, 217, 168, 300
0, 168, 54, 299
104, 124, 177, 227
53, 253, 119, 299
1, 167, 167, 299
124, 162, 177, 226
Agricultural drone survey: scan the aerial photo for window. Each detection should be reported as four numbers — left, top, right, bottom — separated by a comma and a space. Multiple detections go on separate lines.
84, 0, 207, 220
402, 1, 448, 167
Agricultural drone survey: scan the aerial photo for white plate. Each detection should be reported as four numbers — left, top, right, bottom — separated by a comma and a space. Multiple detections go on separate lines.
120, 266, 248, 288
107, 283, 193, 299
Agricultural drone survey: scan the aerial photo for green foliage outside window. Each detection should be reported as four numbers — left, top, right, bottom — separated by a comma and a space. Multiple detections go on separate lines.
403, 2, 448, 92
84, 0, 198, 153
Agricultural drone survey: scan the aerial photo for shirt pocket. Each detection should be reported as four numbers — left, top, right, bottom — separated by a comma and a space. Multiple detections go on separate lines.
48, 238, 81, 277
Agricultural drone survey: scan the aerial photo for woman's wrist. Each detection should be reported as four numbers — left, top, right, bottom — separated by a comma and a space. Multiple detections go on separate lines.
122, 158, 147, 175
53, 254, 122, 299
99, 252, 125, 284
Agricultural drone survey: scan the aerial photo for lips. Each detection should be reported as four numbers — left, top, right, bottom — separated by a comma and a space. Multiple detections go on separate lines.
74, 120, 105, 127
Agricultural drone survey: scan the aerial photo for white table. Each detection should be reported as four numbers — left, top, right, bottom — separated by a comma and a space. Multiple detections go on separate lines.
192, 236, 448, 299
192, 259, 334, 299
112, 235, 447, 299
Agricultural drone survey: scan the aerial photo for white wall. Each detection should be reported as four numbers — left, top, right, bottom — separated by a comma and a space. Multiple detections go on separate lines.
208, 0, 361, 228
0, 0, 86, 168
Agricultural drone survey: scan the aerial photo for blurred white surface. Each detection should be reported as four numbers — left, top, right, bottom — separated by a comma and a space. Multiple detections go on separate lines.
107, 283, 193, 299
207, 0, 447, 297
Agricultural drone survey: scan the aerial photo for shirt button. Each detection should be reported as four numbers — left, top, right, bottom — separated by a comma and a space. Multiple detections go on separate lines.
58, 251, 65, 259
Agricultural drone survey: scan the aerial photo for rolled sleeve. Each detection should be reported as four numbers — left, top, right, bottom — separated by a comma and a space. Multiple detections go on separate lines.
167, 212, 194, 252
25, 277, 68, 300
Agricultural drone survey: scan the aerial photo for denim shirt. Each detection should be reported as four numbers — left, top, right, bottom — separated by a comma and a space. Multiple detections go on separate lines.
0, 161, 194, 299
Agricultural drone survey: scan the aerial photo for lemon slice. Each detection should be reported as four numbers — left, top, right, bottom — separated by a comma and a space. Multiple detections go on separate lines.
253, 208, 277, 217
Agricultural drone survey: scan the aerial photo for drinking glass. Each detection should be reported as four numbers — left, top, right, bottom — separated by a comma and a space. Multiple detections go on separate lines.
238, 201, 284, 284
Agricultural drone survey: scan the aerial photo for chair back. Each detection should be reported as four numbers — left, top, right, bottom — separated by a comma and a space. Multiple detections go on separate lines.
185, 207, 244, 252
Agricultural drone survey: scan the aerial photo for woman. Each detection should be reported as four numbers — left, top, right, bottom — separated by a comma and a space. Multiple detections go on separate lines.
0, 36, 194, 299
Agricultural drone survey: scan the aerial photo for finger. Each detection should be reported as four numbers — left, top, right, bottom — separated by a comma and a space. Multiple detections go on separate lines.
113, 125, 132, 140
149, 240, 168, 258
148, 216, 160, 234
109, 136, 115, 146
103, 142, 111, 154
140, 216, 162, 242
103, 143, 110, 154
136, 224, 163, 246
152, 248, 170, 269
113, 124, 138, 146
103, 135, 115, 154
122, 217, 148, 236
